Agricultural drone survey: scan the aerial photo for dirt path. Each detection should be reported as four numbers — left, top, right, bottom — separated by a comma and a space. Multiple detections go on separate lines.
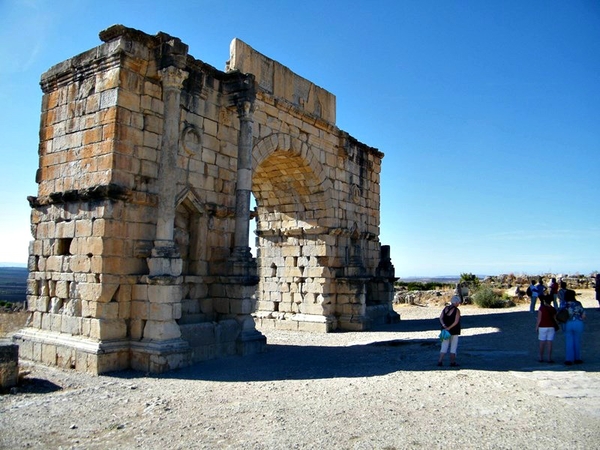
1, 291, 599, 449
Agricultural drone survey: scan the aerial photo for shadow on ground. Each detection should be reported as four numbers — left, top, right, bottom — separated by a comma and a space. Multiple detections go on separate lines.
107, 308, 599, 383
7, 377, 63, 395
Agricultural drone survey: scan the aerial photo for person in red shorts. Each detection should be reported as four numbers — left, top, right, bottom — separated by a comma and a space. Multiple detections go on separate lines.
536, 295, 558, 363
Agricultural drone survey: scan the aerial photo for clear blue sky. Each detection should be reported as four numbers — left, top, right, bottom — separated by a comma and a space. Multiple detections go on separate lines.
1, 0, 598, 277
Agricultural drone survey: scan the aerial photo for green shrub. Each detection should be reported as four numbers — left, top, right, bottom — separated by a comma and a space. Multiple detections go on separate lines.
471, 286, 508, 308
395, 281, 454, 292
460, 273, 480, 290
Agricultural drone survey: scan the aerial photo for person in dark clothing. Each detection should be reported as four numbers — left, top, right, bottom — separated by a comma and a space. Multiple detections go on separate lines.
437, 295, 462, 367
595, 274, 600, 309
549, 277, 559, 309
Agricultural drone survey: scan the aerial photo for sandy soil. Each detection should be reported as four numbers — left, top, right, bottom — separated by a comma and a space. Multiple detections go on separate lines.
1, 291, 599, 449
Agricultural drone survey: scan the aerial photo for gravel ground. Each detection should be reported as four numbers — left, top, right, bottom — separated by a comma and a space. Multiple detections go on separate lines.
1, 291, 599, 449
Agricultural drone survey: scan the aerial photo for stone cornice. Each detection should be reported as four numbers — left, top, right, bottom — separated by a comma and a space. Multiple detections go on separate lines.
256, 227, 379, 241
40, 51, 122, 94
341, 132, 384, 160
28, 184, 130, 207
28, 185, 236, 220
99, 24, 159, 47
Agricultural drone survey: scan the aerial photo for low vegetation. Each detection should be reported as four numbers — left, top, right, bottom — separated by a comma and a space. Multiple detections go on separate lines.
470, 286, 514, 308
395, 281, 455, 292
459, 272, 480, 290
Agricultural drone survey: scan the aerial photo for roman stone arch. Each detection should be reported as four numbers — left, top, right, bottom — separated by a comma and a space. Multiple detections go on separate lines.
15, 25, 398, 374
252, 134, 337, 330
253, 133, 331, 190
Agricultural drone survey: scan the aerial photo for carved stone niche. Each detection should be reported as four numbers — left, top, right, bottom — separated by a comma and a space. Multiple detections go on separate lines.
181, 125, 202, 156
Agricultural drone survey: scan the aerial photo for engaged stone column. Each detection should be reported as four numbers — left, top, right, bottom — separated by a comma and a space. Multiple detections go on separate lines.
231, 99, 255, 261
143, 66, 188, 345
149, 66, 188, 277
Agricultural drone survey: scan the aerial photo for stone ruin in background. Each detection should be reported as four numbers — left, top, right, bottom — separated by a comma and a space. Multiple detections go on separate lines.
14, 25, 398, 374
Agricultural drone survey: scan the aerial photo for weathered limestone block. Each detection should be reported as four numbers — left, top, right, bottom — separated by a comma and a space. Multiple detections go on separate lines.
143, 320, 181, 340
49, 298, 63, 314
229, 298, 254, 315
89, 318, 127, 340
50, 314, 63, 332
79, 282, 119, 303
56, 345, 76, 369
148, 303, 174, 321
147, 257, 183, 277
129, 319, 144, 339
0, 343, 19, 390
131, 300, 149, 320
55, 280, 69, 299
32, 312, 42, 328
41, 343, 57, 365
90, 301, 119, 320
118, 300, 131, 319
60, 316, 82, 335
63, 298, 81, 316
147, 284, 182, 304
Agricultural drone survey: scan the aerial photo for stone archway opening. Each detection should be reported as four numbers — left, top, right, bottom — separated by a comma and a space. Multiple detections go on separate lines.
252, 149, 335, 331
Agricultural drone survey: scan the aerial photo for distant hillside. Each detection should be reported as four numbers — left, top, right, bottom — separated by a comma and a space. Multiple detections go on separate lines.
401, 276, 459, 284
0, 267, 28, 303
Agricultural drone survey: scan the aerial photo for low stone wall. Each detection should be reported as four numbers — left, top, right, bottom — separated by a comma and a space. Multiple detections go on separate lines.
0, 342, 19, 391
394, 290, 453, 306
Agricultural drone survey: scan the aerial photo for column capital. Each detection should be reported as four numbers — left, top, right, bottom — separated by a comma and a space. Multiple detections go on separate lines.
236, 99, 256, 121
159, 66, 189, 90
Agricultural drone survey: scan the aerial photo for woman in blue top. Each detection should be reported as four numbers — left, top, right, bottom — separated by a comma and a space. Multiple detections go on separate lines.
563, 289, 586, 366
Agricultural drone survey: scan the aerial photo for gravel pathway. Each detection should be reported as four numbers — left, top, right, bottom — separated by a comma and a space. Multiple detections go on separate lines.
1, 292, 599, 449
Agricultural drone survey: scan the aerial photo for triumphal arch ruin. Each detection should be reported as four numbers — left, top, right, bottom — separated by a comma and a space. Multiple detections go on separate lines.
15, 25, 398, 374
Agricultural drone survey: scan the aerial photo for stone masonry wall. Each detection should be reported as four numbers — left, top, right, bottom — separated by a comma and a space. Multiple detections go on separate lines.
16, 25, 396, 374
229, 40, 395, 332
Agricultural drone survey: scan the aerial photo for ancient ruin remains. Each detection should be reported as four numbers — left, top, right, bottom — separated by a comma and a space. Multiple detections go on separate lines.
15, 25, 398, 374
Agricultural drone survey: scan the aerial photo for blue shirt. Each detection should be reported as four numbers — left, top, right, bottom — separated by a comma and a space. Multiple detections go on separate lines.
535, 284, 545, 297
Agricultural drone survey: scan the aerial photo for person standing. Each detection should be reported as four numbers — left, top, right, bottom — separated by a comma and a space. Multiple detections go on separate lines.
595, 274, 600, 310
535, 277, 546, 301
455, 282, 466, 303
563, 290, 586, 366
558, 281, 568, 308
549, 277, 559, 309
437, 296, 462, 367
528, 279, 538, 313
536, 295, 557, 363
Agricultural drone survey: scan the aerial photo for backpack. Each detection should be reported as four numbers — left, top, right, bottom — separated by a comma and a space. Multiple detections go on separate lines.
556, 308, 569, 323
526, 286, 532, 297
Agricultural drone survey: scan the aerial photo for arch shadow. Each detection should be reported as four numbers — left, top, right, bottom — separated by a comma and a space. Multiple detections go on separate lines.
108, 309, 600, 382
